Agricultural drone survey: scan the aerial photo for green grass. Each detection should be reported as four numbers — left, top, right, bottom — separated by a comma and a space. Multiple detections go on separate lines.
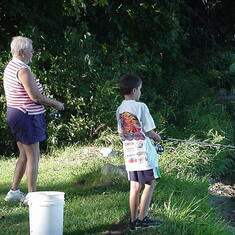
0, 144, 233, 235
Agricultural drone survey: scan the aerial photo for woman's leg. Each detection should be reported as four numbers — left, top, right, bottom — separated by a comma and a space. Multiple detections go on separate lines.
22, 142, 40, 192
138, 180, 156, 220
129, 181, 142, 222
11, 142, 27, 190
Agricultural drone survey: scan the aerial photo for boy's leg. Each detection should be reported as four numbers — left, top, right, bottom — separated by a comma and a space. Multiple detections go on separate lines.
138, 179, 156, 220
129, 181, 142, 222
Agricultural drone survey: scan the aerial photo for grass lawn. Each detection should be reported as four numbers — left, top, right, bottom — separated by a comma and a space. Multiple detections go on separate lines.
0, 145, 233, 235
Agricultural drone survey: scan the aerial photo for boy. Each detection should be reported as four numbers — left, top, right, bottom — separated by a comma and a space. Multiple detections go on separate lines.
116, 74, 162, 231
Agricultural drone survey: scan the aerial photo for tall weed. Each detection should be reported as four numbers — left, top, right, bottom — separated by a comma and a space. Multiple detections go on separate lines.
161, 130, 233, 177
161, 192, 229, 235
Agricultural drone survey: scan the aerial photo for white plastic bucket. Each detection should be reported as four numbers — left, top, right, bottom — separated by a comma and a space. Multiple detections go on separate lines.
28, 191, 65, 235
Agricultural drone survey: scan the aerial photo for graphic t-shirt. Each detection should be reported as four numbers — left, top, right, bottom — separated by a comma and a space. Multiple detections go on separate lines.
116, 100, 158, 171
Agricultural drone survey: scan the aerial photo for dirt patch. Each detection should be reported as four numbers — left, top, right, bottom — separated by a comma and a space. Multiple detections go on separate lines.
209, 176, 235, 233
101, 217, 128, 234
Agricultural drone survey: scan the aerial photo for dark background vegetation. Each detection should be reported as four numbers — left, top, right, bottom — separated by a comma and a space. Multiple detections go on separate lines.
0, 0, 235, 175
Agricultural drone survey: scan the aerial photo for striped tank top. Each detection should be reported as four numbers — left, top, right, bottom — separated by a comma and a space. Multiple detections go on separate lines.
3, 57, 45, 115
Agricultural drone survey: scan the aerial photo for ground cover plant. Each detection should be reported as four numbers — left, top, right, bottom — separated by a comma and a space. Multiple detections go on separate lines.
0, 142, 233, 235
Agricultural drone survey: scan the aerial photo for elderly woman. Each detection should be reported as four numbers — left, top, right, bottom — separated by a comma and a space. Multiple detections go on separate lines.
3, 36, 64, 203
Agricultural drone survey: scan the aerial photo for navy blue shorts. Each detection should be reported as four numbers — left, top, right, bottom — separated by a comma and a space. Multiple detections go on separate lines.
128, 169, 158, 184
6, 107, 46, 145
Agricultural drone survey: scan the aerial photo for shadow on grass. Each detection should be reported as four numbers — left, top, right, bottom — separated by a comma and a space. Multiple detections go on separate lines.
210, 193, 235, 230
0, 168, 129, 197
0, 209, 28, 224
0, 168, 130, 235
63, 213, 130, 235
0, 199, 29, 235
37, 168, 130, 198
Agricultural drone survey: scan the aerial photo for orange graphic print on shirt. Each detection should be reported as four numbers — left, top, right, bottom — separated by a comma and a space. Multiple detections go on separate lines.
119, 112, 145, 141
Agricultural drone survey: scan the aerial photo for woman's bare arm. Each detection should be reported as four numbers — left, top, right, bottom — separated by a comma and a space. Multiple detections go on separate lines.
18, 68, 64, 110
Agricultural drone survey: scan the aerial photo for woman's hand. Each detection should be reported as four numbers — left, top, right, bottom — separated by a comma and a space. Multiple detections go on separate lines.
54, 101, 64, 110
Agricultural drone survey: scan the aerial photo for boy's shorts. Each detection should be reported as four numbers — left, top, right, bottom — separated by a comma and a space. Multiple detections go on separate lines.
6, 107, 46, 145
128, 168, 160, 184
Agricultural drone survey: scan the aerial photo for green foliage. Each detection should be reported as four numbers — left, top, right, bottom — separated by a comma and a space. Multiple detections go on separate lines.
0, 0, 235, 159
229, 63, 235, 74
185, 98, 233, 140
94, 127, 122, 147
204, 52, 235, 89
0, 55, 17, 155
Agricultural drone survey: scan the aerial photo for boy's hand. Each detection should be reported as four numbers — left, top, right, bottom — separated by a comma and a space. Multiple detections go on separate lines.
156, 144, 164, 153
161, 136, 168, 140
145, 130, 161, 142
150, 138, 164, 153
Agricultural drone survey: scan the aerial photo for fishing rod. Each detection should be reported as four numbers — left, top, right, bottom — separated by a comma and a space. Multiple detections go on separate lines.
162, 137, 235, 150
48, 110, 235, 150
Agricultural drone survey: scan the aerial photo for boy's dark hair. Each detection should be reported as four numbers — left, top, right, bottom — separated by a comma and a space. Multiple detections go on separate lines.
119, 74, 142, 95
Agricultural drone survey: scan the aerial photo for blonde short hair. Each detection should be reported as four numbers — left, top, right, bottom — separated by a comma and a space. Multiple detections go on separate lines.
10, 36, 32, 57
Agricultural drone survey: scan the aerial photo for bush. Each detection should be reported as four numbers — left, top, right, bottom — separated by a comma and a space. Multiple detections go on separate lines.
0, 0, 235, 160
